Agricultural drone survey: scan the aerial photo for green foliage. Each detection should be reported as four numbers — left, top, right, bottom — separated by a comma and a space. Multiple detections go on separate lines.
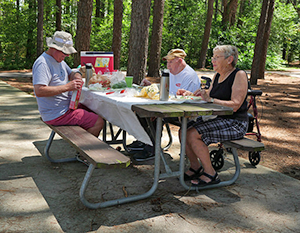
269, 2, 299, 64
0, 0, 299, 71
0, 1, 29, 69
162, 0, 206, 68
90, 0, 131, 70
265, 51, 286, 69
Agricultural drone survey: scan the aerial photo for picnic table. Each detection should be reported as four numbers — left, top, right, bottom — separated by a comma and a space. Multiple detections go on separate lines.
77, 87, 236, 208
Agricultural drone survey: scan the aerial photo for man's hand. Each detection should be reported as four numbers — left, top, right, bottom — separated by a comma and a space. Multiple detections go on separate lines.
68, 78, 83, 91
176, 89, 193, 96
70, 71, 83, 81
140, 78, 151, 86
34, 78, 83, 97
195, 89, 210, 102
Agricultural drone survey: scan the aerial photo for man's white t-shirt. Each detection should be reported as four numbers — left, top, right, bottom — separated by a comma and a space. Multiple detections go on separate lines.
32, 52, 72, 121
169, 64, 200, 95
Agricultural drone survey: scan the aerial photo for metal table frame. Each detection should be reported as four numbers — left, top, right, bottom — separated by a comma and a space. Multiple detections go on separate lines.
78, 103, 238, 209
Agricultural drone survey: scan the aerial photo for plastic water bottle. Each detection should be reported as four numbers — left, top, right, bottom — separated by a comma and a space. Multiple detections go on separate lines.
104, 65, 110, 75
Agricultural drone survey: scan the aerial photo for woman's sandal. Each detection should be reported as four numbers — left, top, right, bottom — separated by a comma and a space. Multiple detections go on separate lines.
184, 166, 204, 181
191, 172, 221, 187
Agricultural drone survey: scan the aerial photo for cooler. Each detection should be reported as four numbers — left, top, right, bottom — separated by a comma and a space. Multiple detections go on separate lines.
80, 51, 114, 74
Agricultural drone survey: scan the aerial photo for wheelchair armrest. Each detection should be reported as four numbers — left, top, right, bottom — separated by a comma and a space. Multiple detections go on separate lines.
247, 89, 262, 96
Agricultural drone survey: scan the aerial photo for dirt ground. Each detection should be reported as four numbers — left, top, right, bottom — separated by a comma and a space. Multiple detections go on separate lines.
1, 70, 299, 181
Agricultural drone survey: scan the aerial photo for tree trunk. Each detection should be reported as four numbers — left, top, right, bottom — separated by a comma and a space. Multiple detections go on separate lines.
214, 0, 218, 21
95, 0, 105, 19
198, 0, 214, 68
74, 0, 93, 67
26, 0, 36, 66
237, 0, 245, 28
95, 0, 105, 27
112, 0, 123, 70
16, 0, 20, 21
37, 0, 44, 58
250, 0, 275, 85
56, 0, 62, 31
127, 0, 151, 84
222, 0, 238, 30
147, 0, 165, 78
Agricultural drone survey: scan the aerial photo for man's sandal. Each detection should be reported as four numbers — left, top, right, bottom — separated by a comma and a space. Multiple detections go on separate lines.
191, 172, 221, 187
184, 166, 204, 181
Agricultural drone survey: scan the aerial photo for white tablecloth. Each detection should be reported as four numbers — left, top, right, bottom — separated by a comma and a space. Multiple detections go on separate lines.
80, 87, 180, 145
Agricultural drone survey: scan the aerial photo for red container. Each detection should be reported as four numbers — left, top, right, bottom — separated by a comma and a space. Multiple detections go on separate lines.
80, 51, 114, 74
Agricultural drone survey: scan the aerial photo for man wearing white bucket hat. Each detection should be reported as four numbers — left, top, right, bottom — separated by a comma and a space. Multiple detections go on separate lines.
32, 31, 104, 138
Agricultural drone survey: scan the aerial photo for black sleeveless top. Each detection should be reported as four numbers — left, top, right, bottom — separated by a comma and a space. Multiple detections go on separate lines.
210, 68, 248, 121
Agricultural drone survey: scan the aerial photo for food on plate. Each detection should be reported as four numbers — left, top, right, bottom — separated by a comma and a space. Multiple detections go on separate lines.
151, 93, 159, 100
146, 84, 159, 98
88, 74, 111, 87
111, 81, 127, 89
174, 95, 202, 101
135, 84, 159, 99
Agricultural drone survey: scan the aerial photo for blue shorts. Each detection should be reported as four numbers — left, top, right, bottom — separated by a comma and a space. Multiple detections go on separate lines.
187, 116, 248, 146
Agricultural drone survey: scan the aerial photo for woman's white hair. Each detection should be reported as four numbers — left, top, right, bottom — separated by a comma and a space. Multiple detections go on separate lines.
213, 45, 238, 67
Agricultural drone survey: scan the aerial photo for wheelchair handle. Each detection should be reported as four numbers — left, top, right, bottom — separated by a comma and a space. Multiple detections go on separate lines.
247, 89, 263, 96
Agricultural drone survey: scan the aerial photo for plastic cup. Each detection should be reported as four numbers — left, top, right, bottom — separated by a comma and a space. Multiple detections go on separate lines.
125, 76, 133, 87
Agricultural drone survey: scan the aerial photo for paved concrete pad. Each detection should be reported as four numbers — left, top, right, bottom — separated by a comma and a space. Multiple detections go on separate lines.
0, 75, 300, 233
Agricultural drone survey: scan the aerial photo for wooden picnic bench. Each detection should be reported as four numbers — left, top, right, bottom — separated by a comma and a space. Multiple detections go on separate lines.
41, 120, 131, 209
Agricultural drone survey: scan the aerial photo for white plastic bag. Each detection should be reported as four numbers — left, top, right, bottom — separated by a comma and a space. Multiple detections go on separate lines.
109, 71, 127, 88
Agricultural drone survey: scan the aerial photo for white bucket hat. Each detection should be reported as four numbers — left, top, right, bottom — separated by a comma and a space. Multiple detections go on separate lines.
46, 31, 77, 55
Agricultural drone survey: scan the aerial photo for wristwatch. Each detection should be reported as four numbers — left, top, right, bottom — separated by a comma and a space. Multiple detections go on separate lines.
210, 98, 214, 103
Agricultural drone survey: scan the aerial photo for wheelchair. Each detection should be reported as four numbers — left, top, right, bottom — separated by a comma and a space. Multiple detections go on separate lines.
161, 76, 263, 168
208, 78, 263, 170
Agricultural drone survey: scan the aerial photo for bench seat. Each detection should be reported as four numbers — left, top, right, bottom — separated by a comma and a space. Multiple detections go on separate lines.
223, 137, 265, 152
45, 124, 130, 168
42, 121, 133, 209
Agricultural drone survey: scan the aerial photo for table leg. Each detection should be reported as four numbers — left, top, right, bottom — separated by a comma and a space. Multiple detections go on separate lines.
178, 117, 190, 188
145, 118, 172, 174
178, 118, 241, 191
79, 118, 164, 209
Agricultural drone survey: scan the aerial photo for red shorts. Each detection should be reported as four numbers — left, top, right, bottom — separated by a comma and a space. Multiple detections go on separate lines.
45, 104, 99, 130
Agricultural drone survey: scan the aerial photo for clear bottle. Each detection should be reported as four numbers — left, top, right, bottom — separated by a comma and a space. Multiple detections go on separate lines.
104, 65, 110, 75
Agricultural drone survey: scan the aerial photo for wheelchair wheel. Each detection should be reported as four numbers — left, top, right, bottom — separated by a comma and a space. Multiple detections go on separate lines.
248, 151, 261, 166
210, 149, 224, 171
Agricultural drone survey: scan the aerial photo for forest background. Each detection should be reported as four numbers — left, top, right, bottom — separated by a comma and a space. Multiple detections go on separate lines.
1, 0, 300, 180
1, 0, 300, 85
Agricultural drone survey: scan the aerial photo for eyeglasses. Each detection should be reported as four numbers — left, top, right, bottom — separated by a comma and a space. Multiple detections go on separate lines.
211, 56, 225, 61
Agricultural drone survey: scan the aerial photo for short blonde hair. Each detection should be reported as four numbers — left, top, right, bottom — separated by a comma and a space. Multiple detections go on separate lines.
213, 45, 238, 67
